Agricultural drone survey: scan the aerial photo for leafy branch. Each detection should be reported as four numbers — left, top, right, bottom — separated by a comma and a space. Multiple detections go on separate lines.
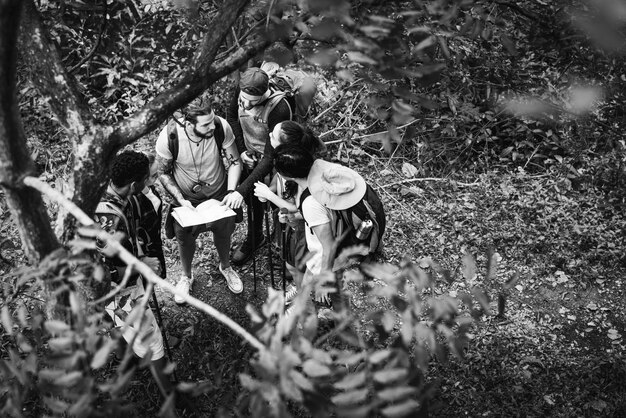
22, 175, 266, 353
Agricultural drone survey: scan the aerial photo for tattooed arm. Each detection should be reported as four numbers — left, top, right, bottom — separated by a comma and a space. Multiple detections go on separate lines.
156, 155, 194, 209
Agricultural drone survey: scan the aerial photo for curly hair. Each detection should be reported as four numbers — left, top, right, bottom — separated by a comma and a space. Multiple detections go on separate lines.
110, 150, 149, 188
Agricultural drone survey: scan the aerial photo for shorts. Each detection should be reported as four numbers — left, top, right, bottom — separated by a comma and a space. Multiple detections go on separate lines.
105, 277, 164, 361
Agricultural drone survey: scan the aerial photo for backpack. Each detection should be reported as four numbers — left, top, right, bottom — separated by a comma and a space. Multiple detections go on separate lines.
299, 184, 386, 256
167, 115, 226, 163
94, 200, 140, 282
257, 62, 318, 124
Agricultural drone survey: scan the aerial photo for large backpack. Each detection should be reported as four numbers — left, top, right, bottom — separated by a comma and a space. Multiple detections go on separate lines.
299, 184, 386, 256
166, 115, 225, 164
256, 62, 318, 124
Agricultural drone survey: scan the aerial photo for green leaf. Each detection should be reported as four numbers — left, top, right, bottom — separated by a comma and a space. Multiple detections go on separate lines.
54, 370, 83, 387
158, 392, 176, 418
280, 373, 303, 402
39, 368, 65, 381
334, 370, 367, 390
337, 351, 366, 367
303, 359, 331, 377
68, 393, 93, 417
43, 396, 70, 414
289, 370, 314, 392
91, 339, 117, 369
377, 386, 416, 402
48, 336, 74, 352
44, 320, 70, 335
381, 399, 421, 417
369, 349, 392, 365
373, 368, 408, 384
1, 306, 13, 334
331, 388, 369, 406
346, 51, 377, 66
500, 33, 518, 56
240, 373, 263, 391
462, 252, 476, 281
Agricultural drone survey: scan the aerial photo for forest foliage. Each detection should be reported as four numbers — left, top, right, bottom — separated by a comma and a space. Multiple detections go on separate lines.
1, 0, 626, 416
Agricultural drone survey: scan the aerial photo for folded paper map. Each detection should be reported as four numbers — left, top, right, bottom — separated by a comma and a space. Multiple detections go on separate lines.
172, 199, 236, 228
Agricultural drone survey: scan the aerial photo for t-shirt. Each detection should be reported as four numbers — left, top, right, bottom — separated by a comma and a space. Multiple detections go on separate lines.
155, 116, 235, 203
299, 190, 330, 275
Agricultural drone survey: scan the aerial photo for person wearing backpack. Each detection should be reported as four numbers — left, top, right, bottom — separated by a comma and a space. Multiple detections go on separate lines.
94, 150, 173, 399
223, 66, 296, 265
252, 121, 326, 307
273, 144, 386, 315
156, 100, 244, 300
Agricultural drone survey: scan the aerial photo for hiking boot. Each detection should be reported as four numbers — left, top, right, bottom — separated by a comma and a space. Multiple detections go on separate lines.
220, 265, 243, 294
231, 236, 266, 266
284, 284, 298, 305
174, 275, 193, 304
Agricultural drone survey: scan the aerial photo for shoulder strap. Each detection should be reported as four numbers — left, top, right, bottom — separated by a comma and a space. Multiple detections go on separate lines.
298, 188, 311, 210
214, 117, 225, 150
167, 119, 180, 162
258, 92, 293, 125
96, 201, 131, 236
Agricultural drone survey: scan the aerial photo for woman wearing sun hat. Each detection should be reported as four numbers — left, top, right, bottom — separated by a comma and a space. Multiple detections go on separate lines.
273, 143, 373, 316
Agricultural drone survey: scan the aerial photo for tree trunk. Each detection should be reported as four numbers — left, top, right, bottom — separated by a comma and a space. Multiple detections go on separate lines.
0, 0, 59, 263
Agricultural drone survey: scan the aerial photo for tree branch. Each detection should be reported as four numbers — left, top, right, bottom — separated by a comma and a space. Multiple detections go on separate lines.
23, 175, 266, 352
68, 1, 108, 74
112, 34, 270, 145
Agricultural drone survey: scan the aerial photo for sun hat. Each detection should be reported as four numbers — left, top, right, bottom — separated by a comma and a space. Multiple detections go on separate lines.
307, 160, 367, 210
240, 67, 269, 95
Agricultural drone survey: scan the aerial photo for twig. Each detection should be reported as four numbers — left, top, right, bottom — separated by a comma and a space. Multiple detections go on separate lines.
23, 176, 94, 226
92, 266, 134, 304
69, 2, 108, 74
379, 177, 481, 188
23, 176, 266, 353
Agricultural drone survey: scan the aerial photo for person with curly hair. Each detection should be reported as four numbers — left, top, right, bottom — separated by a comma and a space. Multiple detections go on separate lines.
94, 150, 173, 398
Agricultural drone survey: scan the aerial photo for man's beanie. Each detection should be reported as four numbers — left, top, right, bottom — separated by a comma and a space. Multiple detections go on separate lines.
240, 67, 269, 95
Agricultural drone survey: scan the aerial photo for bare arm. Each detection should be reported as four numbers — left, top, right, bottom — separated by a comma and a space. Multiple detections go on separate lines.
156, 155, 193, 208
223, 141, 242, 192
311, 222, 335, 271
254, 181, 297, 212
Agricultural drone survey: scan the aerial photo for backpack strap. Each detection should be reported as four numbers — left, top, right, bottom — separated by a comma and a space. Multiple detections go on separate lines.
214, 117, 225, 150
167, 118, 181, 162
168, 116, 226, 166
298, 188, 311, 210
256, 91, 293, 125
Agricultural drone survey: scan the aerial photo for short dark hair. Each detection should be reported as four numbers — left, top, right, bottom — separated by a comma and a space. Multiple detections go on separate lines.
110, 150, 149, 188
273, 143, 314, 179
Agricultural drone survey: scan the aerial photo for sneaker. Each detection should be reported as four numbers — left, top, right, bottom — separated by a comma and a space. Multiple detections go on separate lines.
284, 284, 298, 305
231, 236, 266, 266
220, 265, 243, 294
174, 275, 193, 304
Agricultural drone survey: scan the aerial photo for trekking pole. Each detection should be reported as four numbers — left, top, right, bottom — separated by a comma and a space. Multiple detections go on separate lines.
150, 289, 178, 381
249, 193, 257, 293
264, 201, 275, 288
279, 208, 288, 296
